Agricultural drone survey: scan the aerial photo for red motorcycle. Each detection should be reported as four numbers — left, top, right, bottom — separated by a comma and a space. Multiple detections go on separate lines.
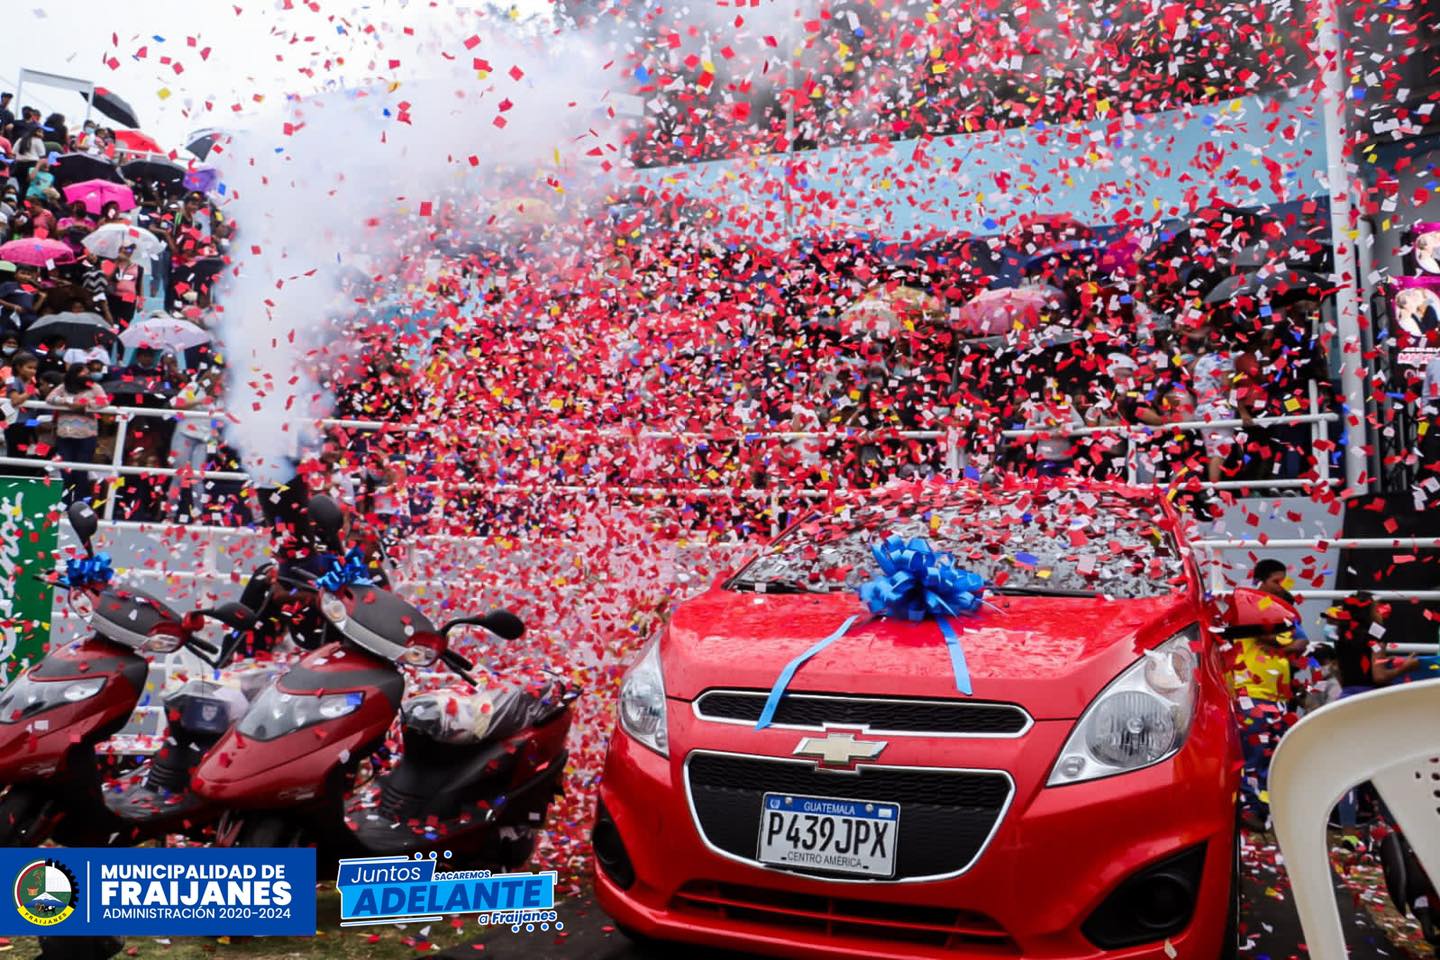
193, 496, 577, 867
0, 503, 256, 846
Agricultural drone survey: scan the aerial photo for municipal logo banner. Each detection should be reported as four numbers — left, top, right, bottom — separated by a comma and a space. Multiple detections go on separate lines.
0, 848, 316, 936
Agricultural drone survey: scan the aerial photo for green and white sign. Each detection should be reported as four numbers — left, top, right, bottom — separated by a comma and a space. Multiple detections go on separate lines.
0, 478, 63, 684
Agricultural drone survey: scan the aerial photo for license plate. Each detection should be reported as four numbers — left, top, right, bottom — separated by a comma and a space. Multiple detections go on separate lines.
756, 792, 900, 877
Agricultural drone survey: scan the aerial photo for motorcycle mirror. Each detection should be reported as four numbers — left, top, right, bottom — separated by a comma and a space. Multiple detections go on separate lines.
305, 494, 345, 549
440, 609, 525, 641
67, 501, 98, 554
201, 601, 255, 630
479, 610, 524, 640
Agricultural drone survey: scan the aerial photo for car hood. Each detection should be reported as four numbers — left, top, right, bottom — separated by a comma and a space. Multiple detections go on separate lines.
661, 588, 1200, 721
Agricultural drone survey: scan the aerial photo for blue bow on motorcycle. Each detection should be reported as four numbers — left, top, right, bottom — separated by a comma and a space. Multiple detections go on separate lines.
315, 548, 374, 593
755, 535, 985, 731
60, 552, 115, 589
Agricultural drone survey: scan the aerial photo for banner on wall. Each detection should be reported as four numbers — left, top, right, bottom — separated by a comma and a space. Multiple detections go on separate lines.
0, 477, 63, 684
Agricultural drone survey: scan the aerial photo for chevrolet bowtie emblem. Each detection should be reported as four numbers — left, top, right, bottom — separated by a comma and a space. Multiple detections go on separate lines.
794, 732, 887, 768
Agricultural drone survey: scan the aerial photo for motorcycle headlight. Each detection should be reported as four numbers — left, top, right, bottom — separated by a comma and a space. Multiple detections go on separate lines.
68, 590, 95, 623
0, 674, 106, 723
317, 693, 363, 719
1047, 626, 1199, 787
618, 638, 668, 757
141, 631, 185, 654
320, 592, 349, 625
61, 678, 107, 702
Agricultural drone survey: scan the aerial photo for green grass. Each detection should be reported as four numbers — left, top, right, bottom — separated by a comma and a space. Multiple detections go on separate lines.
0, 889, 492, 960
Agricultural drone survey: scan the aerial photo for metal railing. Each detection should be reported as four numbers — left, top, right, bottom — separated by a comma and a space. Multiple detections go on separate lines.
9, 390, 1340, 529
999, 381, 1337, 492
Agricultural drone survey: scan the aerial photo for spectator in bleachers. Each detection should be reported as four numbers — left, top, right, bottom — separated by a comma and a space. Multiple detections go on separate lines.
167, 362, 224, 521
3, 350, 41, 471
45, 362, 108, 504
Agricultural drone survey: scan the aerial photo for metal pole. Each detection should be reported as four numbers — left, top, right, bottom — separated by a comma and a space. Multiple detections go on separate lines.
1309, 379, 1330, 484
1315, 0, 1367, 493
104, 413, 130, 521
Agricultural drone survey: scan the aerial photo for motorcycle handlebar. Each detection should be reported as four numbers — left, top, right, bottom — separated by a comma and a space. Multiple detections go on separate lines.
440, 649, 478, 687
188, 636, 221, 657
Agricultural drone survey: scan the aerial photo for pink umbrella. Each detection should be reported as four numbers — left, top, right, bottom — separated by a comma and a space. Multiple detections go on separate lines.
0, 238, 76, 268
954, 285, 1065, 336
838, 286, 945, 338
62, 180, 136, 216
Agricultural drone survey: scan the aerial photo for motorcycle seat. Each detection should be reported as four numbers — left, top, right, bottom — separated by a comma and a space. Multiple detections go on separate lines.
481, 681, 567, 742
401, 680, 568, 746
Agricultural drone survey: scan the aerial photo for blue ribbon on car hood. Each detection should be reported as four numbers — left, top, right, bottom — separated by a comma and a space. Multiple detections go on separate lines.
755, 535, 987, 730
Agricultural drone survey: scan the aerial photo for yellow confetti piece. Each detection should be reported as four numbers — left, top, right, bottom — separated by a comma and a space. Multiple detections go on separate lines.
157, 88, 172, 100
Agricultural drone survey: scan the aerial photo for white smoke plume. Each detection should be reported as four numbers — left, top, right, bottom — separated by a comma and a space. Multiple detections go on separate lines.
213, 4, 625, 485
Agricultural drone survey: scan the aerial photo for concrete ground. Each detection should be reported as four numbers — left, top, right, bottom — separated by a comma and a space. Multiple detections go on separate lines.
438, 850, 1416, 960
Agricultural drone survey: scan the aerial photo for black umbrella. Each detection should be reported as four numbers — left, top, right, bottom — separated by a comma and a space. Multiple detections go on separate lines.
120, 158, 185, 190
101, 377, 174, 401
82, 87, 140, 129
186, 130, 222, 160
50, 153, 123, 188
1203, 268, 1334, 306
24, 313, 116, 351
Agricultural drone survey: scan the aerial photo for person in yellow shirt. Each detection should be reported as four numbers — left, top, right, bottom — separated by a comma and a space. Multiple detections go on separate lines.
1227, 571, 1304, 833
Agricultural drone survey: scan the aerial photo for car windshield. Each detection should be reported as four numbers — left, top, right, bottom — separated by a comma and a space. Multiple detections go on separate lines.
732, 484, 1187, 600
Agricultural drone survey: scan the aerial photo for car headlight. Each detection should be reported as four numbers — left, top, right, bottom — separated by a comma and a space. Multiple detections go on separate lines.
1047, 626, 1199, 787
618, 638, 668, 757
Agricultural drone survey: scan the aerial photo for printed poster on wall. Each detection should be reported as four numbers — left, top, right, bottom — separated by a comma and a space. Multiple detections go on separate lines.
0, 477, 63, 683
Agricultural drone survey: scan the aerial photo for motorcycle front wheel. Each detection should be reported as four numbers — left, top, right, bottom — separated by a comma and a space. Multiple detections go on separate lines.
0, 785, 57, 846
234, 815, 308, 848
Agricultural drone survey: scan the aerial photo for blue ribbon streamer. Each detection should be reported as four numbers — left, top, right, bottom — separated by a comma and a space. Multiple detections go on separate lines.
754, 615, 861, 731
315, 547, 374, 593
60, 552, 115, 589
754, 536, 985, 731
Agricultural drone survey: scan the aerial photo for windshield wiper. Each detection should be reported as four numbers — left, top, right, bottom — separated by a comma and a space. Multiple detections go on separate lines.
990, 585, 1101, 598
728, 578, 822, 595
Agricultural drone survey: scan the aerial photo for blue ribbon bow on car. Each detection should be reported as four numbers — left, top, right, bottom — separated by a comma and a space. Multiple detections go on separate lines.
315, 548, 374, 593
60, 553, 115, 589
755, 535, 987, 731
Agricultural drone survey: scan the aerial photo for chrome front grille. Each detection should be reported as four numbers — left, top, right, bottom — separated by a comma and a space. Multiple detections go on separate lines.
692, 690, 1032, 737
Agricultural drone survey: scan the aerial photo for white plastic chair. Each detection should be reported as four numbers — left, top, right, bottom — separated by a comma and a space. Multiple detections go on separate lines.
1269, 681, 1440, 959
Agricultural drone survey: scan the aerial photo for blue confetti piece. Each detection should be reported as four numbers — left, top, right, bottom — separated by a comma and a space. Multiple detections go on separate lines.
964, 466, 981, 481
634, 66, 650, 82
1015, 552, 1039, 566
982, 218, 998, 231
153, 34, 166, 42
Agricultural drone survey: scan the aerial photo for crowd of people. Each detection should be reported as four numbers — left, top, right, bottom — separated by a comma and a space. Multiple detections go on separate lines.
0, 98, 238, 519
0, 92, 1350, 545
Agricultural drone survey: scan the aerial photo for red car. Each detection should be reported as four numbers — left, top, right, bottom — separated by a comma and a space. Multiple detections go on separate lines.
594, 480, 1243, 959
